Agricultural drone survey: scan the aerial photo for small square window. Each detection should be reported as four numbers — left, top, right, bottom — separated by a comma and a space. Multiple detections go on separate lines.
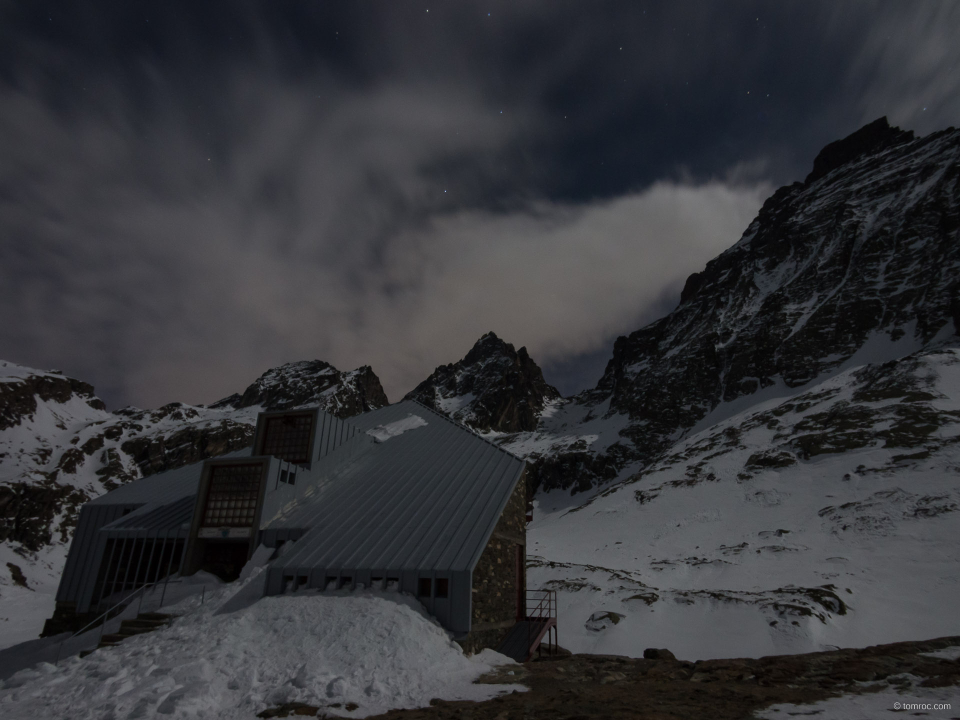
296, 574, 308, 590
435, 578, 449, 599
386, 578, 400, 592
325, 576, 338, 591
339, 576, 353, 590
418, 577, 432, 597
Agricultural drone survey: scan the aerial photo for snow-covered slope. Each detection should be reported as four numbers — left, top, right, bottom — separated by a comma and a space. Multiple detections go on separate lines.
527, 346, 960, 659
0, 579, 520, 719
0, 360, 388, 649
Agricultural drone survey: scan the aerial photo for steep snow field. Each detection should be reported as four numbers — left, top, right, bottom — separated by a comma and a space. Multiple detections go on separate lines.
0, 544, 67, 648
527, 347, 960, 660
0, 577, 520, 719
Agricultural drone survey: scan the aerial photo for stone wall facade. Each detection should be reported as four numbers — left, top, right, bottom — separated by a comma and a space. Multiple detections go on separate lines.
457, 468, 526, 654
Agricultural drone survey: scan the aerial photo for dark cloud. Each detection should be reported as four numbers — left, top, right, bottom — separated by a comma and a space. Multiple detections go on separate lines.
0, 2, 956, 408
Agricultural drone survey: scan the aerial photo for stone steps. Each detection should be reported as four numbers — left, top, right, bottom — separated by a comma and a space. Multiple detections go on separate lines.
79, 612, 176, 656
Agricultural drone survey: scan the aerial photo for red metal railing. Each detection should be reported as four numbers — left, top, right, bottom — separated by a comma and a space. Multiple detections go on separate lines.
523, 589, 558, 660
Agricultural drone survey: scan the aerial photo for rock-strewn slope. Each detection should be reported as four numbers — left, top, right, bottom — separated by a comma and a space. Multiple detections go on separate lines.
527, 345, 960, 657
363, 636, 960, 720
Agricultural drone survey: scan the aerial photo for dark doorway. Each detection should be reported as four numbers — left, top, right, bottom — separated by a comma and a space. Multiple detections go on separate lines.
200, 541, 250, 581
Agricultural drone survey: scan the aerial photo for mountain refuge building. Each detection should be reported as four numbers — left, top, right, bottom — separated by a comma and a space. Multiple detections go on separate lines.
46, 400, 550, 654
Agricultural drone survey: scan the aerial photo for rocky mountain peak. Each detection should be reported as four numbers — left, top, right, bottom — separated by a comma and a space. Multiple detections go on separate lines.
587, 121, 959, 472
805, 116, 915, 185
405, 332, 560, 433
210, 360, 389, 418
0, 362, 106, 431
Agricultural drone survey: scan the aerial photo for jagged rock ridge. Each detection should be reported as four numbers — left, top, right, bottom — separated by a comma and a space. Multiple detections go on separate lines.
211, 360, 388, 417
405, 332, 560, 433
586, 117, 959, 473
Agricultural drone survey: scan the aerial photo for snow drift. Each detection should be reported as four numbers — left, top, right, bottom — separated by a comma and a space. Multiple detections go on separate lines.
0, 577, 521, 719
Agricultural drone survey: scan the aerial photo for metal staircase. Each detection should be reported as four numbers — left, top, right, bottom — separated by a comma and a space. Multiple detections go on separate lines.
496, 590, 557, 662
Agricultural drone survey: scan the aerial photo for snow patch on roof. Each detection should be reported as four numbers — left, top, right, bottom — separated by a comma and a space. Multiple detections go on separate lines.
365, 414, 428, 443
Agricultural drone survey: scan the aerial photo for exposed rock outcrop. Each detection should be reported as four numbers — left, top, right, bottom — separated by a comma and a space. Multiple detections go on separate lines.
405, 332, 560, 433
212, 361, 388, 417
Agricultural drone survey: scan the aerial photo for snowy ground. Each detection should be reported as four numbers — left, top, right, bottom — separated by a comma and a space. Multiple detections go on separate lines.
0, 573, 521, 719
0, 543, 66, 649
527, 348, 960, 660
757, 671, 959, 720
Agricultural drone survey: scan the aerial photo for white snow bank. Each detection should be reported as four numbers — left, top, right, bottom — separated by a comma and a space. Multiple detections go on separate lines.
365, 414, 428, 442
0, 581, 521, 719
920, 645, 960, 662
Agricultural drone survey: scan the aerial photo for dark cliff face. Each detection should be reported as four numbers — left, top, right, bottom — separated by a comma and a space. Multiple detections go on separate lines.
588, 120, 960, 467
805, 116, 915, 185
405, 332, 560, 433
0, 371, 105, 431
210, 360, 389, 417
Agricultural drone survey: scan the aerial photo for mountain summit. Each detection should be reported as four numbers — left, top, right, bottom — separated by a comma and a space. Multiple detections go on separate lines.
590, 118, 958, 467
405, 332, 560, 433
211, 360, 388, 416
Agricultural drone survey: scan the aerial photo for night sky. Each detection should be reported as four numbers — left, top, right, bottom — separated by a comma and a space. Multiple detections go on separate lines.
2, 2, 958, 409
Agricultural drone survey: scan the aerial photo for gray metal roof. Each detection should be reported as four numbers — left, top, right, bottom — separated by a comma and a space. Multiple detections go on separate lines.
88, 449, 250, 506
99, 496, 195, 537
268, 400, 524, 574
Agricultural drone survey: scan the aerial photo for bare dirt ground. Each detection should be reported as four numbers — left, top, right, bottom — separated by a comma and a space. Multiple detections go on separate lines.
259, 636, 960, 719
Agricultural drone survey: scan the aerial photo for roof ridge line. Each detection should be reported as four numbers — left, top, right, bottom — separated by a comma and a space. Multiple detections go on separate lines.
405, 398, 524, 462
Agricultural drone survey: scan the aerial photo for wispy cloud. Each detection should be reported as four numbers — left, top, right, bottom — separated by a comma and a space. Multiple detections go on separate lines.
834, 2, 960, 134
1, 2, 954, 408
0, 66, 768, 407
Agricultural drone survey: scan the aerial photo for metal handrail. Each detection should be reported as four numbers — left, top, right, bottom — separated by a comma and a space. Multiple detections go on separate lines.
522, 589, 557, 660
53, 575, 180, 664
